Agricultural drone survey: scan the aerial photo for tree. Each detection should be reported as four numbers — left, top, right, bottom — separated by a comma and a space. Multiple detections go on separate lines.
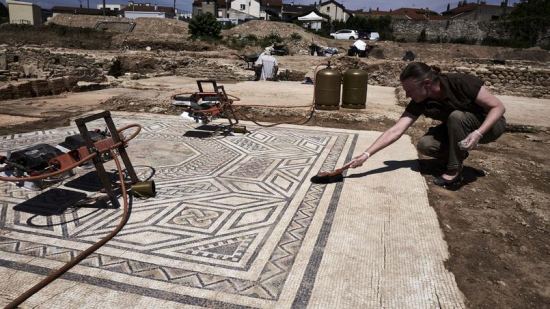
0, 2, 8, 20
0, 2, 9, 24
188, 13, 221, 39
504, 0, 550, 47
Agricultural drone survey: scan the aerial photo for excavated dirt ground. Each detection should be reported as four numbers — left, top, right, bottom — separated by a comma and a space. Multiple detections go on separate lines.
1, 18, 550, 307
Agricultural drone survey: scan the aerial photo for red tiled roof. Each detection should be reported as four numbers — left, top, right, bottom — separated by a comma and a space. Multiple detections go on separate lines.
354, 10, 391, 17
391, 7, 440, 20
445, 3, 503, 15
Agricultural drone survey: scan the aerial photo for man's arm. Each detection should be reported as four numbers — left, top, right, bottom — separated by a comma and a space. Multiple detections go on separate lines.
459, 86, 506, 150
474, 86, 506, 135
349, 112, 418, 168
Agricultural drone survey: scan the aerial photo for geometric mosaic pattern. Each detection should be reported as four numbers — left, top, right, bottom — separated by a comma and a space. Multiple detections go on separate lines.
0, 112, 357, 306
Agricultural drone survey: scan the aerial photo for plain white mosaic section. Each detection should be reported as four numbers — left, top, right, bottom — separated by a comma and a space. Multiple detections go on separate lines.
307, 131, 466, 308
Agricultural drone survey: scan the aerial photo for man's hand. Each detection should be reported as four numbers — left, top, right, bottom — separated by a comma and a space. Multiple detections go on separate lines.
459, 130, 483, 151
349, 152, 370, 168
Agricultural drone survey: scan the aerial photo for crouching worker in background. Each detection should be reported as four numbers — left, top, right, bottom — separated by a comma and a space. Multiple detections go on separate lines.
254, 48, 278, 81
348, 62, 506, 189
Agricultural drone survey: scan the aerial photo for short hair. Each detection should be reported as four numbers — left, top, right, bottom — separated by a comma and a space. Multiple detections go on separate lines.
400, 62, 441, 83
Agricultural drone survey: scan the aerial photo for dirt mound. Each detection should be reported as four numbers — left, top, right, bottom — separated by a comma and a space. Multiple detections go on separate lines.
0, 23, 114, 49
373, 41, 550, 64
495, 47, 550, 62
131, 17, 188, 34
222, 20, 331, 54
223, 20, 317, 40
47, 14, 131, 28
48, 14, 189, 35
120, 17, 190, 49
49, 14, 193, 50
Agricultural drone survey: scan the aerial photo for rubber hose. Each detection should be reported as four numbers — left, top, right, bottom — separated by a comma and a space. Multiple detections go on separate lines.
5, 149, 131, 308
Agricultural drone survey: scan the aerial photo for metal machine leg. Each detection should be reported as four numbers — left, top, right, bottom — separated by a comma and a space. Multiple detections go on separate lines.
74, 111, 140, 206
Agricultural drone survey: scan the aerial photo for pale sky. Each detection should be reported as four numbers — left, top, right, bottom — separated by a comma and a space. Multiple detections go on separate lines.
1, 0, 520, 14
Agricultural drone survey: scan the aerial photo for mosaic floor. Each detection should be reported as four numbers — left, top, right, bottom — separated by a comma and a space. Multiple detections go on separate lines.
0, 112, 361, 308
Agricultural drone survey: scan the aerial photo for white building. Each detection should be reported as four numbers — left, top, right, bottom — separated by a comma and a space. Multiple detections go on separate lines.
7, 0, 42, 25
230, 0, 260, 18
96, 4, 124, 11
124, 10, 165, 18
123, 4, 176, 19
318, 0, 350, 22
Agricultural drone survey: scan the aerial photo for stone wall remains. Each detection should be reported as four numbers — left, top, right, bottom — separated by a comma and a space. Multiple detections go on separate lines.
117, 55, 253, 81
0, 77, 77, 100
391, 19, 509, 43
0, 47, 112, 100
2, 47, 110, 81
376, 60, 550, 106
444, 63, 550, 98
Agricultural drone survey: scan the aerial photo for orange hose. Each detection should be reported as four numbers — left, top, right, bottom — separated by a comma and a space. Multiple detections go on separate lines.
5, 149, 131, 308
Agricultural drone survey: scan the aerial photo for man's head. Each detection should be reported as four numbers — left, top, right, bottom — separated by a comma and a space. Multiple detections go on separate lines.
400, 62, 441, 102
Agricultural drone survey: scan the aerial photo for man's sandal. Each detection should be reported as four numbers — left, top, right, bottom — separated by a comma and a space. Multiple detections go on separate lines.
433, 173, 463, 189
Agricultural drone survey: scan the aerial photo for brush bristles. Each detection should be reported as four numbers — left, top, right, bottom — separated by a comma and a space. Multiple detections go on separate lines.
310, 172, 344, 184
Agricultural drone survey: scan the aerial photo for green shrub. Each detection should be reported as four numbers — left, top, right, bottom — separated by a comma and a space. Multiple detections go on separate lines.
188, 13, 221, 39
290, 32, 302, 41
245, 34, 258, 41
259, 32, 282, 47
224, 37, 246, 50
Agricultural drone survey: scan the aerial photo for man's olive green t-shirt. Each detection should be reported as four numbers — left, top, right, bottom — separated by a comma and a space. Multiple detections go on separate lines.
405, 73, 485, 121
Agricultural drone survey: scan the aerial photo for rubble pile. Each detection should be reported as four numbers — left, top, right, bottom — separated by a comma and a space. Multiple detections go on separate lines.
0, 47, 113, 99
1, 47, 110, 81
49, 14, 192, 50
47, 14, 131, 29
373, 41, 550, 64
48, 14, 189, 35
131, 17, 189, 34
116, 54, 253, 80
0, 77, 78, 100
102, 92, 173, 113
116, 17, 191, 49
223, 20, 331, 54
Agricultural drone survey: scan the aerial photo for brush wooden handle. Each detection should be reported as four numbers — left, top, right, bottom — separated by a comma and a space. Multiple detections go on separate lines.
339, 162, 353, 171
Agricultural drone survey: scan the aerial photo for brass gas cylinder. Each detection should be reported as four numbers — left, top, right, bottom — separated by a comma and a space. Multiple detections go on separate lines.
342, 68, 368, 109
314, 66, 341, 110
